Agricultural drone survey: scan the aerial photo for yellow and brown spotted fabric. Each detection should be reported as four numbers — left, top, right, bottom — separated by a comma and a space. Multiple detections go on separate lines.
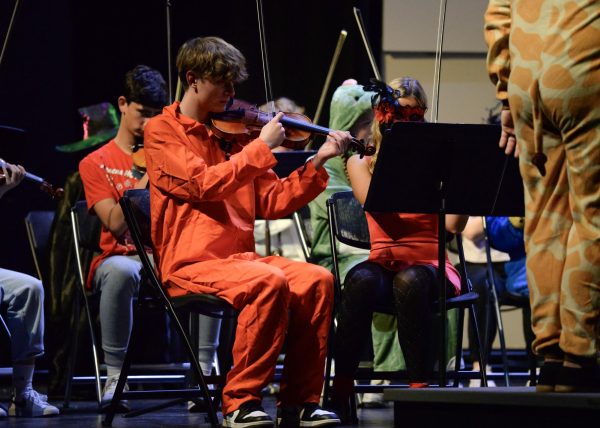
485, 0, 600, 358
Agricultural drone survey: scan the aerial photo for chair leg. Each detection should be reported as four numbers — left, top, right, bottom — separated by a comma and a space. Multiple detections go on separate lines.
63, 296, 81, 409
468, 303, 488, 387
168, 307, 220, 428
452, 307, 466, 387
82, 291, 103, 406
103, 331, 134, 426
213, 315, 236, 412
322, 309, 336, 408
489, 285, 510, 386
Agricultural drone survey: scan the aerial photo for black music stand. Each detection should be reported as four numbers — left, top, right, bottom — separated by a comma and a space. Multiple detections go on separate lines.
364, 121, 524, 387
273, 150, 317, 177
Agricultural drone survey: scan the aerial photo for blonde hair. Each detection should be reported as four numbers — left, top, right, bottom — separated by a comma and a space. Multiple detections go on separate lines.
176, 36, 248, 90
369, 77, 428, 174
259, 97, 305, 114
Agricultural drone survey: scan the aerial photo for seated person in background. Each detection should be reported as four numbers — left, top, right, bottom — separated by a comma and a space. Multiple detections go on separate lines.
460, 216, 532, 386
459, 216, 510, 384
485, 216, 528, 298
309, 79, 405, 407
144, 36, 352, 428
79, 65, 221, 410
331, 77, 468, 417
0, 161, 59, 417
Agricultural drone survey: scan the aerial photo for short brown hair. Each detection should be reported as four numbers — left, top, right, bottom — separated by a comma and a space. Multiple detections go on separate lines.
176, 36, 248, 90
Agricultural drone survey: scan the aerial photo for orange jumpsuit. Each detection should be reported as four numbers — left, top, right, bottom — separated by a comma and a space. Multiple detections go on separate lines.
144, 102, 334, 414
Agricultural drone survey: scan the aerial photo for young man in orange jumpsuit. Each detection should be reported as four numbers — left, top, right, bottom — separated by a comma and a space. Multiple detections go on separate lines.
144, 36, 352, 428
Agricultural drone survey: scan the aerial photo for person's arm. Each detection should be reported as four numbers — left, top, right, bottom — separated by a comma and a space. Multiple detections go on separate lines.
484, 0, 518, 157
144, 116, 284, 203
0, 161, 25, 199
485, 216, 525, 258
446, 214, 469, 234
345, 154, 372, 205
254, 131, 351, 219
91, 175, 148, 236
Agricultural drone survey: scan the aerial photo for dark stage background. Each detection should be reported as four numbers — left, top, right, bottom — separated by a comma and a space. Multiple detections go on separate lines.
0, 0, 382, 275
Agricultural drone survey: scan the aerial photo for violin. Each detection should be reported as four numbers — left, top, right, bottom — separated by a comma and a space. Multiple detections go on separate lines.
0, 159, 64, 199
210, 99, 375, 157
131, 136, 146, 179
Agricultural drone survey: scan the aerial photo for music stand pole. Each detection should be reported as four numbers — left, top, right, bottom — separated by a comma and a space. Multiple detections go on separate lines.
438, 182, 447, 387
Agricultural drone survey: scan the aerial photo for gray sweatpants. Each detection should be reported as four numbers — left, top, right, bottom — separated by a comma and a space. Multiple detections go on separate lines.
94, 254, 221, 374
0, 268, 45, 362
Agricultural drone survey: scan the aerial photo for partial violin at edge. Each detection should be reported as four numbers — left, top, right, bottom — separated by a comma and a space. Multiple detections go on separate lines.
0, 159, 64, 199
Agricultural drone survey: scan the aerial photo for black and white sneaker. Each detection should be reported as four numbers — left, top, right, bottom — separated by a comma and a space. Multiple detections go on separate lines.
222, 401, 274, 427
278, 403, 340, 427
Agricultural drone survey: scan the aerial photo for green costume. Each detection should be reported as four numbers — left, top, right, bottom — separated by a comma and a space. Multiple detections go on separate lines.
309, 83, 405, 371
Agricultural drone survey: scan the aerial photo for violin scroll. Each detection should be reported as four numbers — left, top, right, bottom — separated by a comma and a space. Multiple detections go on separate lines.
349, 137, 375, 158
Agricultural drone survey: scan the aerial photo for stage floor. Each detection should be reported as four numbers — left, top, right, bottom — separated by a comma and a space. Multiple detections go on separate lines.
0, 395, 394, 427
384, 386, 600, 427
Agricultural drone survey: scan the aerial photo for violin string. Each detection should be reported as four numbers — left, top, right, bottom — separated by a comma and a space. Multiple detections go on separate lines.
256, 0, 275, 114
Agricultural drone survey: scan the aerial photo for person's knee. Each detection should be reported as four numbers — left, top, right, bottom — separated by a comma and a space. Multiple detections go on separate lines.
22, 278, 44, 303
261, 268, 289, 297
344, 264, 382, 296
306, 264, 334, 297
98, 262, 141, 296
392, 266, 433, 299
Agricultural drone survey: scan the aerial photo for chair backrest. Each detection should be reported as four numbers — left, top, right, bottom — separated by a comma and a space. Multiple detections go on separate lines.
71, 201, 102, 252
24, 210, 56, 281
70, 201, 101, 287
327, 191, 371, 250
119, 189, 162, 297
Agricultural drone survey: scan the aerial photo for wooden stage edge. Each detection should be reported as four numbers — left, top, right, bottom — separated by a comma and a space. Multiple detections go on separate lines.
383, 387, 600, 427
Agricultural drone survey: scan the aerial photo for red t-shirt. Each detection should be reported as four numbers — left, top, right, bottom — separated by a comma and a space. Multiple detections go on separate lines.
79, 140, 139, 287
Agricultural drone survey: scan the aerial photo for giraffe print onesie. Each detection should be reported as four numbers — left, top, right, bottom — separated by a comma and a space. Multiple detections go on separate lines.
485, 0, 599, 359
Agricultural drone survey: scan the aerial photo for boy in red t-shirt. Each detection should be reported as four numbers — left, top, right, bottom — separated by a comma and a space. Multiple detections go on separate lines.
79, 65, 224, 411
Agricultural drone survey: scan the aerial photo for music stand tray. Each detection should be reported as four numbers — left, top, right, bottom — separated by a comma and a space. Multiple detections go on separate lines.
364, 122, 523, 217
363, 121, 524, 387
273, 150, 317, 178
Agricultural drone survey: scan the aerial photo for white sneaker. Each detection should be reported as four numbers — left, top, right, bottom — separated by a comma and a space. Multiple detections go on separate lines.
8, 389, 60, 417
446, 356, 466, 371
360, 379, 388, 408
223, 401, 273, 427
101, 376, 130, 412
468, 378, 496, 387
0, 406, 6, 417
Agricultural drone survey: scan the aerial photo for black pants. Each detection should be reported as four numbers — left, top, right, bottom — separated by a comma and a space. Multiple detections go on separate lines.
334, 261, 454, 383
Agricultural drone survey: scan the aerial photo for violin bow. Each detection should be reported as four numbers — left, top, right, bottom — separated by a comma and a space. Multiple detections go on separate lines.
353, 7, 382, 81
305, 29, 347, 150
0, 0, 22, 72
431, 0, 448, 124
165, 0, 174, 103
312, 29, 347, 128
255, 0, 274, 256
256, 0, 275, 114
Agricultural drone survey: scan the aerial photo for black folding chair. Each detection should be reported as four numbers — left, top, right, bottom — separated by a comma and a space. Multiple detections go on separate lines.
292, 205, 313, 262
323, 191, 487, 418
103, 189, 236, 428
24, 210, 55, 282
63, 201, 103, 408
482, 217, 536, 386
